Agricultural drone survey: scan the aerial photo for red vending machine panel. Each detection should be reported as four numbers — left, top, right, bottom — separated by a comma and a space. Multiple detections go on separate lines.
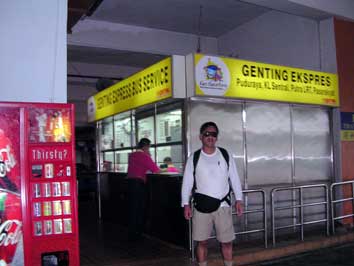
0, 106, 24, 265
0, 102, 79, 266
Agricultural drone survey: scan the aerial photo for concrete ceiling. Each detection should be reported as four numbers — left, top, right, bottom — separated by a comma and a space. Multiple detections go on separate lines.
68, 0, 333, 68
90, 0, 269, 38
89, 0, 331, 37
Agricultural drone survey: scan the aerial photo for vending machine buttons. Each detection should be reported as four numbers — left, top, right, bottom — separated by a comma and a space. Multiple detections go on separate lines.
43, 202, 52, 216
54, 219, 63, 234
34, 221, 42, 236
62, 182, 70, 196
33, 202, 41, 217
52, 201, 62, 216
66, 166, 71, 177
43, 183, 51, 197
62, 200, 71, 215
44, 163, 54, 178
33, 183, 41, 198
32, 164, 43, 178
63, 218, 72, 233
52, 182, 61, 197
44, 220, 53, 235
29, 149, 76, 237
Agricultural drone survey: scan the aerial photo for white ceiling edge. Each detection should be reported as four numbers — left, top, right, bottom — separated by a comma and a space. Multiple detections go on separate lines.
240, 0, 345, 20
289, 0, 354, 21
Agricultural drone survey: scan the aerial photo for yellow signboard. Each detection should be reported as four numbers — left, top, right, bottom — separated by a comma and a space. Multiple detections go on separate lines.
88, 57, 172, 122
194, 54, 339, 107
341, 131, 354, 141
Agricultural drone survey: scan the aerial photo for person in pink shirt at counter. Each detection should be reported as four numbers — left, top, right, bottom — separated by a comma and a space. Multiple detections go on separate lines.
162, 157, 180, 173
127, 138, 160, 241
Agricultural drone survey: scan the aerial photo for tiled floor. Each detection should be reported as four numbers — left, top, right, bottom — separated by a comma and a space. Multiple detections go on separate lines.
79, 220, 192, 266
256, 242, 354, 266
79, 200, 194, 266
78, 200, 354, 266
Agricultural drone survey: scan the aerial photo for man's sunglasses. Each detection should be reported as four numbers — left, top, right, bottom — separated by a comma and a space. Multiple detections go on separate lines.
203, 131, 218, 137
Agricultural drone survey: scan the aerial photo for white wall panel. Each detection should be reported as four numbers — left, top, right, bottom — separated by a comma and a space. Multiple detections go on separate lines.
188, 101, 332, 187
0, 0, 67, 103
293, 107, 331, 182
319, 18, 337, 73
246, 102, 292, 186
218, 11, 320, 70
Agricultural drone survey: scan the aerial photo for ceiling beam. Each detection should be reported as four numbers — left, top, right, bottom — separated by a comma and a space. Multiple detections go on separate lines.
67, 0, 103, 34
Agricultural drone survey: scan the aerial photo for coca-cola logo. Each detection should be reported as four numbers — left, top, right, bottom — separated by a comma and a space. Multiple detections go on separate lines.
0, 145, 16, 178
0, 220, 22, 246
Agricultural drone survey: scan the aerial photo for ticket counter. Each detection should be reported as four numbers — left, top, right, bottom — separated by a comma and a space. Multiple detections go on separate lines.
98, 172, 187, 246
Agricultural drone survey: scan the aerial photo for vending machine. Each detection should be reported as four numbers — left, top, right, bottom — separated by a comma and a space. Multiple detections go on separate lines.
0, 102, 79, 266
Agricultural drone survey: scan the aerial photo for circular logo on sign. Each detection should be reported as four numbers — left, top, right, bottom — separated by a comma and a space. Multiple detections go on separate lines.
196, 56, 230, 96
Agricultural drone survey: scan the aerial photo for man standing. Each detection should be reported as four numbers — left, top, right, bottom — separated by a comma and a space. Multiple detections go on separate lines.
127, 138, 160, 241
181, 122, 243, 266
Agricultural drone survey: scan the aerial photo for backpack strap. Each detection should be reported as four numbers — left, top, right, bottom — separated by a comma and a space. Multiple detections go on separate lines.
218, 147, 231, 205
221, 192, 231, 206
218, 147, 229, 170
192, 149, 201, 192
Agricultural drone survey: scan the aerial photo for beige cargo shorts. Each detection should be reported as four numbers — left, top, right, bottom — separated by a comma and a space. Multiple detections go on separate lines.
192, 206, 235, 243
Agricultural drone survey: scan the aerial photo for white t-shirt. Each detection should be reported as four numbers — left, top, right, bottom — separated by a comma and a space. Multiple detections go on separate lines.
181, 148, 243, 207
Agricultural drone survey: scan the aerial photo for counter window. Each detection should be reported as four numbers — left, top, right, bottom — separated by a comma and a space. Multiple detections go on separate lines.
114, 112, 133, 148
96, 101, 184, 173
156, 110, 182, 143
99, 118, 113, 150
101, 151, 114, 172
156, 145, 183, 173
138, 116, 155, 144
114, 150, 131, 172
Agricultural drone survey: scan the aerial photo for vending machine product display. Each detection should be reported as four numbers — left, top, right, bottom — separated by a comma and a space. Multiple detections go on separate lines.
0, 102, 79, 266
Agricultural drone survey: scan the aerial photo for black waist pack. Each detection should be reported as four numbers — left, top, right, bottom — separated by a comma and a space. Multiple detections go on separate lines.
193, 193, 222, 213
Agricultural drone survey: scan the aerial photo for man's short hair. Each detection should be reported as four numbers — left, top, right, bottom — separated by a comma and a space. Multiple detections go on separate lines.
137, 138, 151, 149
163, 157, 172, 164
200, 121, 219, 135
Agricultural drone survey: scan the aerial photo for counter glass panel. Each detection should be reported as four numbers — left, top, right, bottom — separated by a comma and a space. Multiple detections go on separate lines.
100, 118, 114, 150
114, 150, 131, 172
156, 110, 182, 143
114, 111, 132, 148
156, 145, 183, 173
138, 116, 155, 144
101, 151, 114, 172
149, 147, 156, 162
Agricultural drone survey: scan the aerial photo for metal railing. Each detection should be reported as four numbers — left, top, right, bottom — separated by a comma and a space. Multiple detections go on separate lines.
330, 180, 354, 234
189, 189, 267, 260
187, 181, 354, 258
271, 184, 329, 246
